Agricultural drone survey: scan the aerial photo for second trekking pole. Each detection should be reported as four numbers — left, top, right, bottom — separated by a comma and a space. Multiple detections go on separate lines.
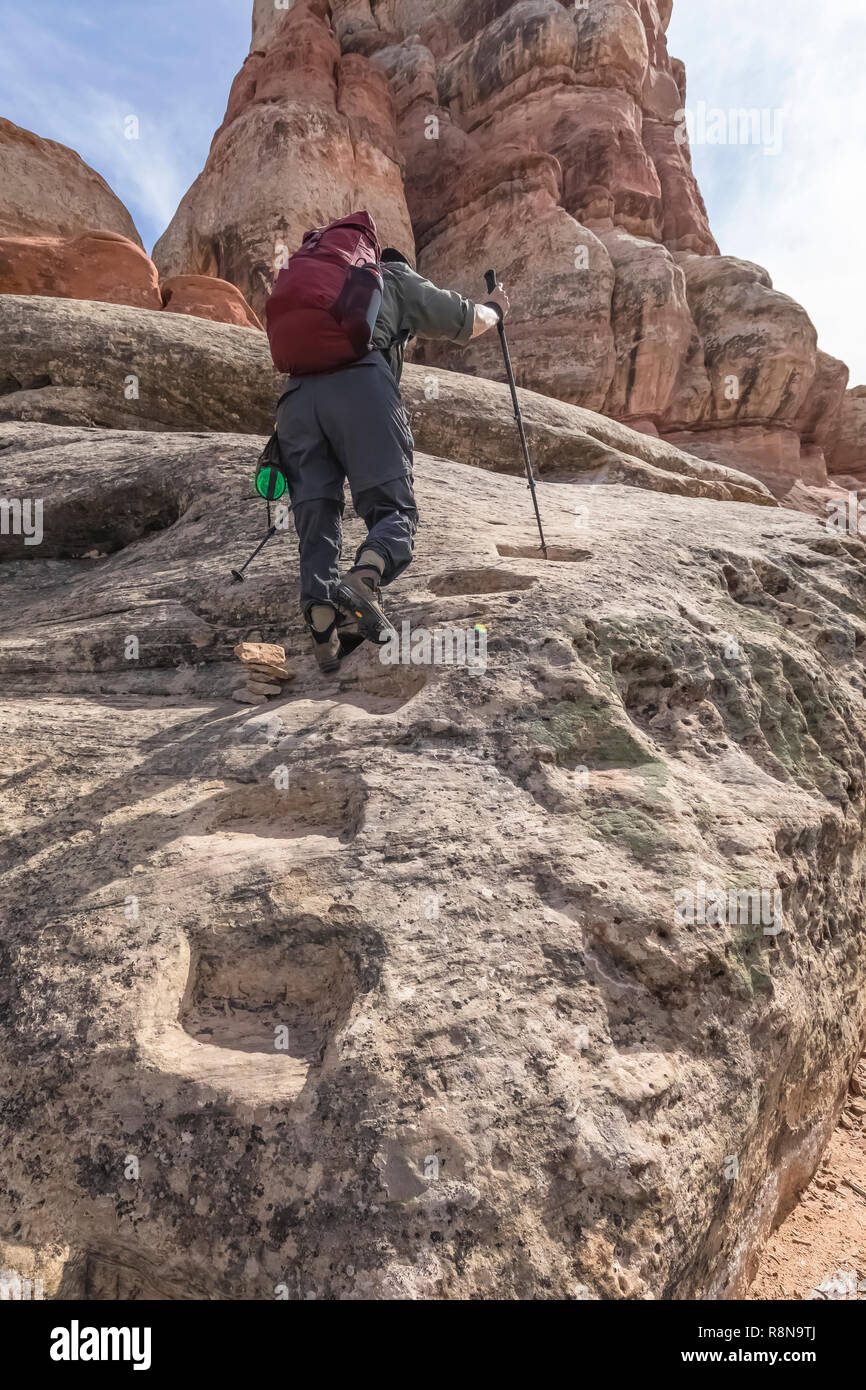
484, 268, 548, 560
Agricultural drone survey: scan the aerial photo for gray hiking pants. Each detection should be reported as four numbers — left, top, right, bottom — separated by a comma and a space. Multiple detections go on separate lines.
276, 352, 419, 612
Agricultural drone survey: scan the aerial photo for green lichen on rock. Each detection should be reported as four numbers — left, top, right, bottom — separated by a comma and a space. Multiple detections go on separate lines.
586, 806, 680, 867
529, 696, 667, 784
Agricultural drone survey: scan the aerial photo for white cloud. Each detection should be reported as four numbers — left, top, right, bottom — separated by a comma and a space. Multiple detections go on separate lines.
667, 0, 866, 385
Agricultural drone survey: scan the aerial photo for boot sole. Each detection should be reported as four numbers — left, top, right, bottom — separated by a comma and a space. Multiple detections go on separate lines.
335, 582, 395, 644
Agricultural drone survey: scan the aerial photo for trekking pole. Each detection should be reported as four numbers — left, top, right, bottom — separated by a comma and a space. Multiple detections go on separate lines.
230, 513, 280, 584
230, 461, 293, 583
484, 269, 548, 559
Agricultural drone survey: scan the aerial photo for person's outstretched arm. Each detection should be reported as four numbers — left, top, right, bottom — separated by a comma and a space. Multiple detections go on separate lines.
399, 268, 510, 344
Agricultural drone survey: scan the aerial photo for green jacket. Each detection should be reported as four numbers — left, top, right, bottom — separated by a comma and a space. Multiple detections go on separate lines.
372, 262, 476, 382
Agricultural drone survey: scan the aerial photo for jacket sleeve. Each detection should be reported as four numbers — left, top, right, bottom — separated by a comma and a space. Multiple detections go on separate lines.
400, 270, 476, 345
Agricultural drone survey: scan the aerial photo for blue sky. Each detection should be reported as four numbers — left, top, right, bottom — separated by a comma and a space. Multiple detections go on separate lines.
667, 0, 866, 384
1, 1, 863, 384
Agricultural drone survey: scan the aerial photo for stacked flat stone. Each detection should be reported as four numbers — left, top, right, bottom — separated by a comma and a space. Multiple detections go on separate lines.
232, 642, 296, 704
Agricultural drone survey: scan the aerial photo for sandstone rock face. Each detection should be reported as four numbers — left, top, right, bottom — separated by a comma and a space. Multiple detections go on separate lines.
152, 0, 849, 503
0, 417, 864, 1298
357, 0, 716, 410
152, 0, 414, 317
0, 296, 773, 508
161, 274, 263, 330
599, 227, 696, 423
4, 1, 862, 1306
670, 256, 817, 434
827, 387, 866, 481
0, 117, 143, 245
0, 231, 162, 311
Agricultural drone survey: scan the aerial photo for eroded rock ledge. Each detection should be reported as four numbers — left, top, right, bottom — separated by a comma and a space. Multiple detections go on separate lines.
0, 295, 773, 508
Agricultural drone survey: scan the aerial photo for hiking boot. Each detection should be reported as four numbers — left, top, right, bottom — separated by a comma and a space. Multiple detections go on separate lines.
309, 624, 341, 674
305, 607, 342, 674
335, 566, 395, 643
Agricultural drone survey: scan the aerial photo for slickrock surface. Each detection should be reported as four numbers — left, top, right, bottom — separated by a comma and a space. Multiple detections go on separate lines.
0, 231, 162, 310
0, 237, 262, 327
0, 418, 865, 1298
0, 117, 143, 246
0, 296, 773, 508
151, 0, 849, 494
0, 296, 274, 435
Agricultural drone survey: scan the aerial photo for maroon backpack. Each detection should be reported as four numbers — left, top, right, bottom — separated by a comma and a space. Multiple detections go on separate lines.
265, 211, 384, 376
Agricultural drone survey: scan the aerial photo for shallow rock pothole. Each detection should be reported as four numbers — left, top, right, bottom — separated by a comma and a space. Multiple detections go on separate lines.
427, 566, 536, 595
180, 938, 355, 1074
207, 766, 365, 842
496, 544, 591, 562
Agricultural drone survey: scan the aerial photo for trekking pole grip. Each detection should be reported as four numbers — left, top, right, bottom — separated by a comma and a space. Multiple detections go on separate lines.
484, 268, 505, 325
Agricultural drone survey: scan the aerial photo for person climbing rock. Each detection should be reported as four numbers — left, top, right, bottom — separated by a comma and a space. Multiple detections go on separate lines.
264, 213, 509, 673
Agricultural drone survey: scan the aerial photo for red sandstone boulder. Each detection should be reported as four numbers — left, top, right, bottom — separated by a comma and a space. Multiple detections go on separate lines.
0, 231, 161, 310
0, 118, 142, 245
160, 275, 262, 330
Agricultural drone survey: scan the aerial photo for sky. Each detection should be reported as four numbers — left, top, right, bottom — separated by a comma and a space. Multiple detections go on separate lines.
667, 0, 866, 385
0, 1, 863, 384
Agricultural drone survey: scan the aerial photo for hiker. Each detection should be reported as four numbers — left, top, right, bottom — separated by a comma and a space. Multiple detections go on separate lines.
265, 213, 509, 672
